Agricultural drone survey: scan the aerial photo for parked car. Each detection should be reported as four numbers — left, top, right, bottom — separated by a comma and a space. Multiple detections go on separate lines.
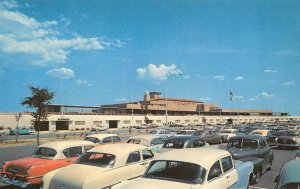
0, 140, 95, 188
271, 128, 288, 137
41, 144, 154, 189
175, 129, 196, 136
149, 129, 174, 139
276, 130, 300, 150
193, 130, 223, 144
90, 125, 107, 131
127, 135, 164, 153
251, 129, 277, 146
219, 129, 240, 142
0, 128, 9, 136
226, 135, 274, 184
274, 159, 300, 189
9, 128, 36, 135
159, 136, 208, 153
112, 148, 254, 189
85, 134, 121, 145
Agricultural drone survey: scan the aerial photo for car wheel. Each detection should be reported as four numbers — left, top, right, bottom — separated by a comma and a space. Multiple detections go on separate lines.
253, 169, 261, 184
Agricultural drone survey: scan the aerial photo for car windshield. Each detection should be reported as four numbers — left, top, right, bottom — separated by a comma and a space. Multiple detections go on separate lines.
32, 147, 57, 159
280, 183, 300, 189
163, 139, 185, 149
150, 131, 157, 134
76, 152, 116, 167
227, 139, 258, 148
144, 160, 206, 184
85, 137, 99, 143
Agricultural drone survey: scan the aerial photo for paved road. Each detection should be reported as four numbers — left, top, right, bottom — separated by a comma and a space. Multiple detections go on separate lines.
0, 142, 297, 189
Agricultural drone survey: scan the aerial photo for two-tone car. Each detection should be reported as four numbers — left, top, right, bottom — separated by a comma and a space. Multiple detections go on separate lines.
84, 133, 121, 145
0, 140, 95, 188
112, 148, 254, 189
274, 159, 300, 189
127, 135, 164, 153
276, 130, 300, 150
226, 135, 274, 184
41, 144, 154, 189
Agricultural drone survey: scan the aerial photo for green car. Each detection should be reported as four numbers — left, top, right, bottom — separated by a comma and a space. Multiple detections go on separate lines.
274, 159, 300, 189
9, 128, 36, 135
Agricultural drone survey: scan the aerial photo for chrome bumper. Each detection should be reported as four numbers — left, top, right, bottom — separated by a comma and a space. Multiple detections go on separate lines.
0, 174, 31, 188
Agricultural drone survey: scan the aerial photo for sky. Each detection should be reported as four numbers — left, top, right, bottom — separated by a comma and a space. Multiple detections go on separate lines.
0, 0, 299, 115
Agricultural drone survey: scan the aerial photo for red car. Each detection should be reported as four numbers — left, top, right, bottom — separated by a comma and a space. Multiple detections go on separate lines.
0, 140, 95, 188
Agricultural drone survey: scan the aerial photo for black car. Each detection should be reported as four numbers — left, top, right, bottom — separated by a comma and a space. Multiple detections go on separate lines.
226, 135, 274, 184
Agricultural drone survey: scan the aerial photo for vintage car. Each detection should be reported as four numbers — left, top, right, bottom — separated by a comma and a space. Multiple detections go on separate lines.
274, 159, 300, 189
84, 133, 121, 145
0, 140, 95, 188
175, 129, 196, 136
112, 148, 254, 189
41, 143, 154, 189
0, 128, 10, 136
9, 128, 36, 135
226, 135, 274, 184
159, 136, 209, 153
127, 135, 164, 153
251, 129, 277, 146
192, 130, 223, 144
149, 129, 174, 139
276, 130, 300, 150
90, 125, 108, 131
219, 129, 239, 142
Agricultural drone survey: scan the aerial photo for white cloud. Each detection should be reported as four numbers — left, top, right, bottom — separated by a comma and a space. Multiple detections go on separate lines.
137, 64, 182, 80
115, 98, 127, 102
213, 75, 225, 81
0, 2, 125, 65
249, 92, 276, 101
282, 81, 295, 86
183, 75, 190, 79
76, 79, 93, 87
264, 69, 278, 73
199, 97, 210, 101
46, 67, 74, 79
234, 76, 244, 81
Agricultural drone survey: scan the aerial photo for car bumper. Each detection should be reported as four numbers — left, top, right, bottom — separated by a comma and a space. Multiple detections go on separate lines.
0, 174, 31, 188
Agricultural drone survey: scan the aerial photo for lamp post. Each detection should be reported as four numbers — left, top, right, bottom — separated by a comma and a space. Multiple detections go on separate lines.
165, 72, 183, 126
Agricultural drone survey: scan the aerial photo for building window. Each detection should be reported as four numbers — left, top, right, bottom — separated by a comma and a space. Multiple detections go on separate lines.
156, 120, 161, 123
193, 120, 198, 122
123, 120, 130, 124
175, 120, 180, 123
185, 120, 190, 123
93, 121, 102, 125
75, 121, 85, 125
136, 120, 142, 124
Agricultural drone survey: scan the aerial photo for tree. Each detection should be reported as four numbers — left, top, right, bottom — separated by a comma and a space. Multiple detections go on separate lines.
15, 113, 22, 143
21, 85, 55, 145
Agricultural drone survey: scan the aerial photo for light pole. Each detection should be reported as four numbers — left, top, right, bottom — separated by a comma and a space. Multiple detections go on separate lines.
165, 72, 183, 126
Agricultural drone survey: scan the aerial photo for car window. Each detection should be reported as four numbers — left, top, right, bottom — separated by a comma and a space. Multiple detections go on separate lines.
242, 139, 258, 148
142, 150, 154, 160
84, 145, 95, 152
127, 151, 141, 164
192, 140, 205, 148
85, 137, 100, 143
208, 160, 222, 181
151, 138, 164, 145
32, 147, 57, 159
221, 156, 233, 173
103, 137, 112, 143
76, 152, 115, 167
63, 146, 83, 158
112, 136, 121, 142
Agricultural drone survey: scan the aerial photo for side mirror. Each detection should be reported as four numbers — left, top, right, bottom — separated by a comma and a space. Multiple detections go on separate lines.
274, 175, 280, 183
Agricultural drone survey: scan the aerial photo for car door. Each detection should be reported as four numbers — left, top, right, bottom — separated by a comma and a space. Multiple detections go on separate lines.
206, 160, 228, 189
126, 150, 145, 179
221, 156, 238, 187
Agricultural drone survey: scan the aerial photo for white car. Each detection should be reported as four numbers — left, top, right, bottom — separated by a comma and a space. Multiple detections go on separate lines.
219, 129, 239, 142
84, 133, 121, 145
113, 148, 253, 189
41, 143, 154, 189
127, 135, 164, 153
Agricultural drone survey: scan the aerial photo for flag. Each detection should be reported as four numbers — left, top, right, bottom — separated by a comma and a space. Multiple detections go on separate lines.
229, 91, 234, 100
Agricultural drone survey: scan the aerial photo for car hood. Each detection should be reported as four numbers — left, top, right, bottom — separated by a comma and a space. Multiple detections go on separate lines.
5, 157, 52, 175
115, 178, 195, 189
226, 147, 257, 160
48, 164, 109, 189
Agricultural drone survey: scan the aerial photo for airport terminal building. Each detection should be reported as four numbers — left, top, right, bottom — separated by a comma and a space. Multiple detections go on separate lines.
0, 91, 296, 131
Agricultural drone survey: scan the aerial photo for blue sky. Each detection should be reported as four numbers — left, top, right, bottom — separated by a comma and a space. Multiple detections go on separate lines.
0, 0, 299, 115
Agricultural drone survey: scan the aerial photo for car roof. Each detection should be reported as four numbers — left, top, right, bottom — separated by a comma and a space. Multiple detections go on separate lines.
87, 143, 150, 167
231, 135, 266, 140
167, 136, 200, 141
153, 148, 230, 170
86, 133, 119, 139
39, 140, 94, 151
280, 159, 300, 185
128, 135, 162, 141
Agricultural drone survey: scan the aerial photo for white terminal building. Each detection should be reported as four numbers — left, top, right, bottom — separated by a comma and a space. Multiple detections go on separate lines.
0, 91, 298, 131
